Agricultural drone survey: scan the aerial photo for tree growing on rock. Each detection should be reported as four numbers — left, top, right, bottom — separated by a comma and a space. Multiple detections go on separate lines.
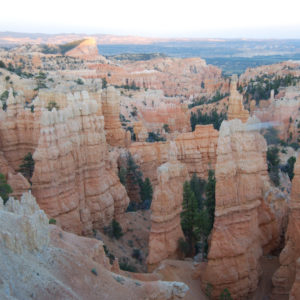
0, 173, 13, 204
18, 152, 35, 184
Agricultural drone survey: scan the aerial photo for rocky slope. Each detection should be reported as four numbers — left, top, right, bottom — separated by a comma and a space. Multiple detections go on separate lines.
0, 192, 188, 300
272, 154, 300, 298
202, 118, 280, 299
147, 143, 189, 266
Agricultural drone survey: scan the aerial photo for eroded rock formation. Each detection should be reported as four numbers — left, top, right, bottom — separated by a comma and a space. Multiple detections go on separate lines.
272, 154, 300, 298
147, 143, 189, 266
202, 119, 279, 299
227, 75, 249, 122
102, 86, 127, 147
31, 98, 129, 235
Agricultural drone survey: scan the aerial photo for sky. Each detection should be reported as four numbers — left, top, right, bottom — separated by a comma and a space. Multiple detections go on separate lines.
1, 0, 300, 38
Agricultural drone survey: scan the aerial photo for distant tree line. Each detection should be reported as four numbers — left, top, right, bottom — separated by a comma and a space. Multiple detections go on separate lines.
245, 74, 300, 104
188, 91, 229, 109
190, 109, 227, 131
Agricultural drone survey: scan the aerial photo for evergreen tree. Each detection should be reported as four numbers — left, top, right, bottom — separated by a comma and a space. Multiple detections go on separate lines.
181, 181, 199, 254
220, 288, 233, 300
205, 169, 216, 231
190, 173, 206, 210
18, 152, 35, 183
0, 173, 13, 204
112, 219, 123, 239
140, 177, 153, 209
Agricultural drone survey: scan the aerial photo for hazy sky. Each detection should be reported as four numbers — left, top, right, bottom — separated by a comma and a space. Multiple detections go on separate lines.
1, 0, 300, 38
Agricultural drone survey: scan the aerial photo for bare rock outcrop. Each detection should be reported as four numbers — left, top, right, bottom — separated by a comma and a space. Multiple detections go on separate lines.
272, 154, 300, 298
0, 192, 189, 300
202, 119, 279, 299
147, 143, 189, 266
65, 38, 106, 61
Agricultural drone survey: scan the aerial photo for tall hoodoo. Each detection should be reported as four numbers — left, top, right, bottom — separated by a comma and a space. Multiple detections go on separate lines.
102, 86, 127, 147
227, 74, 249, 122
147, 142, 189, 266
202, 118, 279, 299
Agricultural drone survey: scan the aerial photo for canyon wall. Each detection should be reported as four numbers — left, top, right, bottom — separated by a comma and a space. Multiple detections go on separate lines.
272, 154, 300, 298
202, 119, 279, 299
147, 143, 189, 266
0, 84, 130, 234
31, 98, 129, 235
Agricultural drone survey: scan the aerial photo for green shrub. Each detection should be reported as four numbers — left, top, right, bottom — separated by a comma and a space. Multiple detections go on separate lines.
220, 288, 233, 300
119, 260, 137, 272
47, 101, 59, 111
49, 218, 56, 225
91, 268, 98, 276
163, 123, 170, 133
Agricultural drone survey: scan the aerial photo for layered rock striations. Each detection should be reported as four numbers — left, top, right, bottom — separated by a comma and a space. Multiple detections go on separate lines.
272, 154, 300, 298
202, 119, 279, 299
0, 89, 41, 171
0, 192, 189, 300
129, 125, 218, 187
147, 143, 189, 266
175, 124, 218, 177
31, 98, 129, 235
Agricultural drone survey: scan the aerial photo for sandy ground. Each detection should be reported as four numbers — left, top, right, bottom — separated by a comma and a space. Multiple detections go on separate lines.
154, 259, 208, 300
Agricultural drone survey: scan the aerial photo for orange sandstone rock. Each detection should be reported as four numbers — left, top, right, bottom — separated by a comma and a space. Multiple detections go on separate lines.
65, 38, 106, 61
31, 99, 129, 235
202, 119, 279, 299
147, 143, 189, 266
102, 86, 127, 147
227, 75, 249, 122
272, 154, 300, 298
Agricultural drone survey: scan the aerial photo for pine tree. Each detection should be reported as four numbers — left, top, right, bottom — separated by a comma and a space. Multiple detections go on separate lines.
140, 177, 153, 203
181, 181, 199, 254
18, 152, 35, 183
0, 173, 13, 204
190, 173, 206, 210
205, 169, 216, 231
